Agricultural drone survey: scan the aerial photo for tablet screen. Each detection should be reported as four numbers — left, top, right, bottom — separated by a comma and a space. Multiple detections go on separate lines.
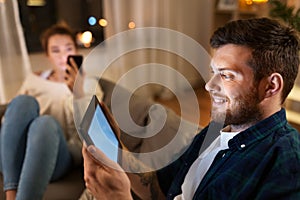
79, 95, 119, 162
88, 104, 119, 162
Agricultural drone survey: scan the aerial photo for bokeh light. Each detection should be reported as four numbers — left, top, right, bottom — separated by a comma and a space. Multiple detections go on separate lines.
99, 19, 108, 27
88, 16, 97, 26
128, 21, 136, 29
77, 31, 93, 48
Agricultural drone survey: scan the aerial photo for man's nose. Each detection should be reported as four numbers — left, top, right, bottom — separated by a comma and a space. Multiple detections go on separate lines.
205, 74, 222, 93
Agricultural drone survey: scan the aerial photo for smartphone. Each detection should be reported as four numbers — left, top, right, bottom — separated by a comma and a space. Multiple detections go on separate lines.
79, 95, 120, 162
67, 55, 83, 73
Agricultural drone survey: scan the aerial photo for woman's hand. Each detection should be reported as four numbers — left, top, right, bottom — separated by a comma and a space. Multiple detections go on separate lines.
82, 145, 133, 200
65, 57, 85, 98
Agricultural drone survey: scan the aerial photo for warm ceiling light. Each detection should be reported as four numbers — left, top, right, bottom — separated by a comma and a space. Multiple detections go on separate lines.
245, 0, 268, 4
252, 0, 268, 3
27, 0, 46, 6
244, 0, 253, 5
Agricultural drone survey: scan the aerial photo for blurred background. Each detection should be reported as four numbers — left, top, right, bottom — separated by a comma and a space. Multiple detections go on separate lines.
0, 0, 299, 129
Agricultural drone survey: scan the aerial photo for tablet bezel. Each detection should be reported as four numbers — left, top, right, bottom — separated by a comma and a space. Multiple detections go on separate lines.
78, 95, 121, 163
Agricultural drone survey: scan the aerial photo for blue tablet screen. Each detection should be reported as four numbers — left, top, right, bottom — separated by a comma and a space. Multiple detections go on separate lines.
87, 104, 119, 162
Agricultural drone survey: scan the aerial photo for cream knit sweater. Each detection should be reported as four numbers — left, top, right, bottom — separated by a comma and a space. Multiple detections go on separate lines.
17, 71, 103, 165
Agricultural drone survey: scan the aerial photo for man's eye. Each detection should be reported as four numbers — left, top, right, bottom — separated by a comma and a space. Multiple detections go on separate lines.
220, 73, 233, 80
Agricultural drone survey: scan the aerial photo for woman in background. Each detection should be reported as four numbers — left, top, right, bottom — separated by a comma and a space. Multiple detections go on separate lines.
0, 23, 100, 200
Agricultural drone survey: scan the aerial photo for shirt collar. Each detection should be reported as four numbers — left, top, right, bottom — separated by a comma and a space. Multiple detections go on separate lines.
220, 126, 239, 148
227, 108, 287, 151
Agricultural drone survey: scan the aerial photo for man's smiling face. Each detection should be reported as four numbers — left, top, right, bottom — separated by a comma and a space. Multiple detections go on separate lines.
205, 44, 263, 130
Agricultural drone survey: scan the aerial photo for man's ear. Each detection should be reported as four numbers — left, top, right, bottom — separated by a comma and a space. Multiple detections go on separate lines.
264, 73, 283, 98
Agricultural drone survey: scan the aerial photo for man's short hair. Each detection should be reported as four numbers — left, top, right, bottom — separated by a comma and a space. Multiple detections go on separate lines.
210, 17, 300, 103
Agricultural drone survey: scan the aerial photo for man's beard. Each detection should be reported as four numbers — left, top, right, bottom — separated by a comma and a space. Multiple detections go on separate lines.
211, 87, 263, 127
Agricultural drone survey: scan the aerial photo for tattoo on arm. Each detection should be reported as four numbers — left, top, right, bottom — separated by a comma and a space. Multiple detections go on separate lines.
122, 152, 163, 200
137, 172, 159, 200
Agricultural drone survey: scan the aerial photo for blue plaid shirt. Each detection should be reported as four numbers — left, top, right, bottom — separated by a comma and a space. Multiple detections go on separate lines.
157, 109, 300, 200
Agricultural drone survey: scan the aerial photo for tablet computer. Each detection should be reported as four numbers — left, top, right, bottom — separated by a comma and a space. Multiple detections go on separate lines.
79, 95, 120, 163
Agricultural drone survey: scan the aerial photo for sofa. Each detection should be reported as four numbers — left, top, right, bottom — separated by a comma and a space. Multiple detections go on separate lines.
0, 78, 198, 199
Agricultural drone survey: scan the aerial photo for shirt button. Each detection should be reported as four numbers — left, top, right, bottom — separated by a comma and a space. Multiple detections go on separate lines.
240, 144, 246, 148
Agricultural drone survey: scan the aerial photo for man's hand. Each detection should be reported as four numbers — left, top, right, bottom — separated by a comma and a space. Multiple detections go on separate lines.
82, 145, 133, 200
82, 101, 165, 200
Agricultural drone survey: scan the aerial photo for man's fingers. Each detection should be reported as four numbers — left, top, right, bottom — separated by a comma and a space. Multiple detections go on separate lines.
87, 145, 124, 172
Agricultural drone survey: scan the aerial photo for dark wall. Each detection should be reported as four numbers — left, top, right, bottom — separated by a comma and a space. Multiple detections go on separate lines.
18, 0, 56, 52
18, 0, 104, 52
